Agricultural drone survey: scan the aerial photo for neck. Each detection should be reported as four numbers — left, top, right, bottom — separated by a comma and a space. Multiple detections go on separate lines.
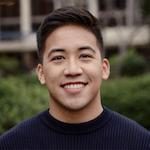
49, 98, 103, 124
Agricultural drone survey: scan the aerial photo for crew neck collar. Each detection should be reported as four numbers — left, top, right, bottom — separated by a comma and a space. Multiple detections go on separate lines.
40, 106, 112, 134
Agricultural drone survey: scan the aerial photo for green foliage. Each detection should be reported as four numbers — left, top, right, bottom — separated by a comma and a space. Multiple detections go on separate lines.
140, 0, 150, 17
101, 74, 150, 129
0, 56, 20, 76
120, 50, 148, 76
0, 73, 150, 134
0, 74, 48, 134
109, 49, 148, 77
109, 55, 119, 78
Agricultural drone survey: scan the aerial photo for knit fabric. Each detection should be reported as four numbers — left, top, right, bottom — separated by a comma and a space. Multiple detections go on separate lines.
0, 107, 150, 150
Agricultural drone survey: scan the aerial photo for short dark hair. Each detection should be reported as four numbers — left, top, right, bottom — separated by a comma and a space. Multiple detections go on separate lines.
37, 6, 104, 62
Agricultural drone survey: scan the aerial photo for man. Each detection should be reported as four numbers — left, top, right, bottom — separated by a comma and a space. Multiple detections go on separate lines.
0, 6, 149, 150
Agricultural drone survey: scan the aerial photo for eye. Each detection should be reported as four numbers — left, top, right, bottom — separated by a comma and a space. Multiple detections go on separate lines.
80, 54, 93, 59
51, 55, 65, 62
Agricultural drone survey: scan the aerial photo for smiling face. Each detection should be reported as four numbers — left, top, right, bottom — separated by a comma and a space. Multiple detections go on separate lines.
36, 25, 110, 121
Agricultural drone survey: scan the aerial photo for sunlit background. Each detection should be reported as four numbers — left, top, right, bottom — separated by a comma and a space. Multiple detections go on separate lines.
0, 0, 150, 134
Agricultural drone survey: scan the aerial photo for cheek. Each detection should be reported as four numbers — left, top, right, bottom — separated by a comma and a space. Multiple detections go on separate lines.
43, 65, 61, 84
86, 64, 102, 89
84, 62, 102, 79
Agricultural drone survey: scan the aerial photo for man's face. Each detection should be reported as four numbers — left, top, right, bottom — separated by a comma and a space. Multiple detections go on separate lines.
37, 25, 110, 112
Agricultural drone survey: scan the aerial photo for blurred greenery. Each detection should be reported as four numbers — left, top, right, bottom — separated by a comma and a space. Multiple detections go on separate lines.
141, 0, 150, 17
0, 49, 150, 134
109, 49, 148, 78
0, 56, 20, 76
0, 73, 48, 134
0, 73, 150, 134
101, 73, 150, 130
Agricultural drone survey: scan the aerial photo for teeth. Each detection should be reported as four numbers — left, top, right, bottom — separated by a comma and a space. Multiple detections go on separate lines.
64, 84, 84, 89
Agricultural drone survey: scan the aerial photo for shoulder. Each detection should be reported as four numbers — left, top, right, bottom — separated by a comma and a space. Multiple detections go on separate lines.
111, 110, 149, 132
0, 110, 47, 148
108, 109, 150, 146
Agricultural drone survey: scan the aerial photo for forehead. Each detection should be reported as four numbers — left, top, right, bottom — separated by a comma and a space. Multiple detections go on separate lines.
44, 24, 100, 52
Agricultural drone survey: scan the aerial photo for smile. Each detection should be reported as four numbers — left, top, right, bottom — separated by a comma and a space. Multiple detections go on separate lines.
60, 82, 88, 93
64, 83, 84, 89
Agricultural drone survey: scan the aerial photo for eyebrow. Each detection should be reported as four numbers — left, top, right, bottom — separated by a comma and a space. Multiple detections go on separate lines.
48, 48, 65, 57
48, 46, 96, 57
78, 46, 96, 53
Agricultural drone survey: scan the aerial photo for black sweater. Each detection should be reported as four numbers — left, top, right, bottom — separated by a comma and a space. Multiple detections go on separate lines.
0, 107, 150, 150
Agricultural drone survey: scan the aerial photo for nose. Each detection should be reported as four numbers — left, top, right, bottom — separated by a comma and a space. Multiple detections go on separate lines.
64, 59, 83, 77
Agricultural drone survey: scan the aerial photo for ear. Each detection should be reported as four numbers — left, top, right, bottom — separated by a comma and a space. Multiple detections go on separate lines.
36, 64, 46, 85
102, 58, 110, 80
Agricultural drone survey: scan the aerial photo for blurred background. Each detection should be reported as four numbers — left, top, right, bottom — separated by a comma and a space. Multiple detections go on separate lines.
0, 0, 150, 134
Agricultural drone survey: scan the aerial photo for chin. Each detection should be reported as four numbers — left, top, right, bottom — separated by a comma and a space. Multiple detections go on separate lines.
61, 100, 91, 112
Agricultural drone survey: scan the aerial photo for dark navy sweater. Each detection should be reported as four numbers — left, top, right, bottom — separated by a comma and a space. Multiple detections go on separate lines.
0, 107, 150, 150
